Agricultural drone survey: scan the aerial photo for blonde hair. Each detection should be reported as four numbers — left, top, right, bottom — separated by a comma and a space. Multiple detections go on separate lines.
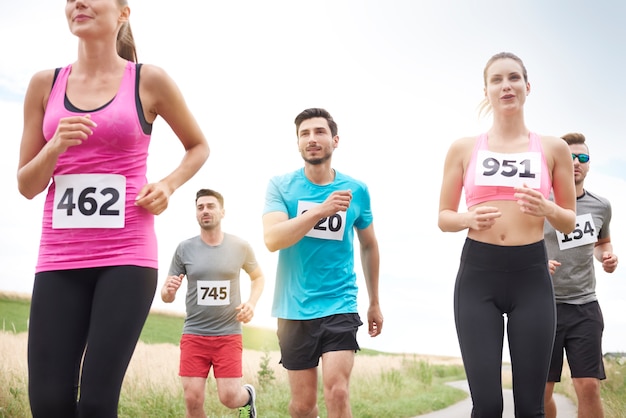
478, 52, 528, 118
116, 0, 137, 62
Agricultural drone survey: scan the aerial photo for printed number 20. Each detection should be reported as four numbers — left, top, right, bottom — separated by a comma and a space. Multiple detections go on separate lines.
301, 209, 343, 232
56, 187, 120, 216
314, 214, 343, 232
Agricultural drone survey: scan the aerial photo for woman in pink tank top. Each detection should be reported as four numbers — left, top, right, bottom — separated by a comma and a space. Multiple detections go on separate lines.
17, 1, 209, 416
438, 52, 576, 417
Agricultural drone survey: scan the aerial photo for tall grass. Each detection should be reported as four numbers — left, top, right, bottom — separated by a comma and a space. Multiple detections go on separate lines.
0, 331, 467, 418
3, 294, 625, 417
0, 294, 467, 417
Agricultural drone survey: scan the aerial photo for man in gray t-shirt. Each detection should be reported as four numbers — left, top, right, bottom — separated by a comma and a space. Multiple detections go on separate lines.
161, 189, 264, 418
543, 133, 618, 418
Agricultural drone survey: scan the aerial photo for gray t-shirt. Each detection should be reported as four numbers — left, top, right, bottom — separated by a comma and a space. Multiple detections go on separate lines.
544, 190, 612, 304
168, 233, 258, 336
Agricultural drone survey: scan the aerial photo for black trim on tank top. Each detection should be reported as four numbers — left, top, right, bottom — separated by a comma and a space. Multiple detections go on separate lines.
135, 63, 152, 135
54, 64, 152, 135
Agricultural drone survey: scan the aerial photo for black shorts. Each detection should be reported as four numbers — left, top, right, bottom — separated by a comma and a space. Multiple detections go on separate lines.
548, 301, 606, 381
277, 313, 363, 370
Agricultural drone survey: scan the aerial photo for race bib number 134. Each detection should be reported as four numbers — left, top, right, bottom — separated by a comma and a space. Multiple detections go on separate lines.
52, 174, 126, 229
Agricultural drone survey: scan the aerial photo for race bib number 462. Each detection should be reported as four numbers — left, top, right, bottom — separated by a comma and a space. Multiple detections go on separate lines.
52, 174, 126, 229
475, 150, 541, 189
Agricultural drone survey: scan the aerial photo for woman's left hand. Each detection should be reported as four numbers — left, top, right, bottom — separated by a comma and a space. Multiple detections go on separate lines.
514, 184, 553, 218
135, 182, 171, 215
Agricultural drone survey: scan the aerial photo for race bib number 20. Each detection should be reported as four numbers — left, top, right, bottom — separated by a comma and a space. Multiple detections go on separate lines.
52, 174, 126, 229
297, 200, 346, 241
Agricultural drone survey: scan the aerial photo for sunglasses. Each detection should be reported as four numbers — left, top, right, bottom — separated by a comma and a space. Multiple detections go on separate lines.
572, 153, 590, 163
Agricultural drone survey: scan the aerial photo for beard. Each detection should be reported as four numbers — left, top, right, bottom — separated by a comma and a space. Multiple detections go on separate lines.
301, 150, 332, 165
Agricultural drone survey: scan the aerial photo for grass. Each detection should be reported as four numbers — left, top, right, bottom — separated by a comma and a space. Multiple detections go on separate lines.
4, 293, 625, 416
0, 293, 467, 417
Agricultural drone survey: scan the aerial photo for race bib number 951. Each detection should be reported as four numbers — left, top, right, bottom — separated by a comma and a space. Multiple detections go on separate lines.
475, 150, 541, 189
52, 174, 126, 229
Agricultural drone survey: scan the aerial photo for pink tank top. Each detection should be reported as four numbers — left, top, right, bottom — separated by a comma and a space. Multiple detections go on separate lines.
37, 61, 157, 272
464, 132, 551, 208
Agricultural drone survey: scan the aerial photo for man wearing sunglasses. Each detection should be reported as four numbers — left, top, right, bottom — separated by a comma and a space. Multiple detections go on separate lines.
543, 132, 619, 418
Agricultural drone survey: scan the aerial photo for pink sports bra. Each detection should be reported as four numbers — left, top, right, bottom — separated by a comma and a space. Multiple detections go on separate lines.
464, 132, 551, 208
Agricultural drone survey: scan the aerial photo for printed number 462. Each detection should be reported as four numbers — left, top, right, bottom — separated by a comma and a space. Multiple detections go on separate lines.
57, 187, 120, 216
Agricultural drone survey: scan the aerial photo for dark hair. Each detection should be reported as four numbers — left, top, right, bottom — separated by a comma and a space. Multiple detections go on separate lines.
195, 189, 224, 207
294, 108, 338, 137
478, 52, 528, 117
561, 132, 589, 152
116, 0, 137, 62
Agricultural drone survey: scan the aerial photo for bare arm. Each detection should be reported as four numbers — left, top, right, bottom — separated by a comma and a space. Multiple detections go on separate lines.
262, 190, 352, 252
236, 266, 265, 323
438, 137, 502, 232
357, 224, 382, 337
595, 238, 618, 273
134, 65, 210, 215
17, 70, 97, 199
544, 137, 576, 234
161, 274, 184, 303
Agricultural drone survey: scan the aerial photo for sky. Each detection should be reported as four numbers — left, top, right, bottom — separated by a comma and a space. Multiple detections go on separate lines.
1, 0, 625, 360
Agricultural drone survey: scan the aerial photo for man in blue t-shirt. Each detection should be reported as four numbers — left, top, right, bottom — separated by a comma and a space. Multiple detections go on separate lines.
543, 133, 619, 418
263, 108, 383, 418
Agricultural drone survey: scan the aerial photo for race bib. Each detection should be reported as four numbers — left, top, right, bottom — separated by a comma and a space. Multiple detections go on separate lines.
556, 213, 597, 250
196, 280, 231, 306
52, 174, 126, 229
475, 150, 541, 189
297, 200, 346, 241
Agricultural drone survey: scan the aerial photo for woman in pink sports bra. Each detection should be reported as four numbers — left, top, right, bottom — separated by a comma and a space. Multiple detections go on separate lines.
17, 1, 209, 417
438, 52, 576, 417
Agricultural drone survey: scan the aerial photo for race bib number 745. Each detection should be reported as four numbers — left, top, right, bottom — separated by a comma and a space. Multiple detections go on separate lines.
52, 174, 126, 229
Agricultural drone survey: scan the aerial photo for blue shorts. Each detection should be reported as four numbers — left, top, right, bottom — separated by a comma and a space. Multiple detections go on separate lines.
277, 313, 362, 370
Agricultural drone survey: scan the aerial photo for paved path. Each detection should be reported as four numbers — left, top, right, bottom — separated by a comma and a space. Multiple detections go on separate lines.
414, 380, 577, 417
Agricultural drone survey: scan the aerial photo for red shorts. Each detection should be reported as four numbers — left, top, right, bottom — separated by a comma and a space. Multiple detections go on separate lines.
179, 334, 243, 378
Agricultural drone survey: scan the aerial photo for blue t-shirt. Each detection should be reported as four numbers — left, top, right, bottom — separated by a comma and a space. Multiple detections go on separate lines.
263, 168, 373, 320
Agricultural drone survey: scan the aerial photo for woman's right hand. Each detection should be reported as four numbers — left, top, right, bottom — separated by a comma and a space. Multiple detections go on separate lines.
468, 206, 502, 231
48, 114, 97, 155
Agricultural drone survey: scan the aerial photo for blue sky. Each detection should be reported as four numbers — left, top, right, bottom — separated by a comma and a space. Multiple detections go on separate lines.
1, 0, 625, 358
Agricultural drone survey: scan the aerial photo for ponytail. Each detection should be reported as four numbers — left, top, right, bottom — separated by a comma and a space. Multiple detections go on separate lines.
117, 21, 137, 62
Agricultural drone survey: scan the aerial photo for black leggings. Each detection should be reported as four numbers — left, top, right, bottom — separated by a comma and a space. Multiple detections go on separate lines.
27, 266, 157, 418
454, 239, 555, 418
